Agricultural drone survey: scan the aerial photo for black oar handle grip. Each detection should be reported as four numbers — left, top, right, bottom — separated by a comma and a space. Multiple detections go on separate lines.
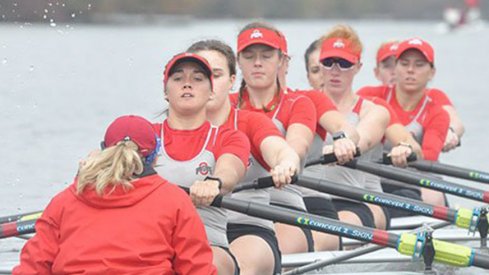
233, 174, 299, 193
305, 147, 361, 168
180, 186, 223, 208
382, 152, 417, 165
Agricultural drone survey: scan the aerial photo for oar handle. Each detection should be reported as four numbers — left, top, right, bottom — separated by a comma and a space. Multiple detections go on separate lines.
381, 152, 417, 165
305, 147, 361, 168
233, 174, 299, 193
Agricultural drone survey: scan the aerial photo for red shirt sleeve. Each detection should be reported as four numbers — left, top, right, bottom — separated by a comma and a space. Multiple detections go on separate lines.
301, 90, 337, 120
284, 94, 317, 133
357, 85, 386, 98
214, 127, 250, 167
238, 110, 283, 169
13, 193, 64, 274
428, 89, 453, 106
171, 187, 218, 275
421, 105, 450, 161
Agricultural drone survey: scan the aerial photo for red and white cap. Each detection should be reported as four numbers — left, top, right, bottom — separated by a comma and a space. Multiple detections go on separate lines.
163, 52, 213, 89
395, 38, 434, 64
319, 37, 361, 64
104, 115, 157, 157
237, 27, 282, 53
376, 41, 399, 64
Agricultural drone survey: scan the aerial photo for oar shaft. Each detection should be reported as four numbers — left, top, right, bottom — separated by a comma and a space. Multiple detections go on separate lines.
348, 160, 489, 203
298, 175, 460, 226
0, 211, 42, 224
220, 197, 400, 247
411, 160, 489, 184
0, 219, 36, 239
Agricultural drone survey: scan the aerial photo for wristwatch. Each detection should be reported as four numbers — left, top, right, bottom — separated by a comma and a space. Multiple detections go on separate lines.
332, 131, 347, 141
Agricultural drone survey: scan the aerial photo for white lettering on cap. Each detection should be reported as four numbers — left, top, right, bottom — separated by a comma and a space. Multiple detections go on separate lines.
333, 39, 345, 48
390, 44, 398, 51
250, 29, 263, 39
408, 38, 423, 45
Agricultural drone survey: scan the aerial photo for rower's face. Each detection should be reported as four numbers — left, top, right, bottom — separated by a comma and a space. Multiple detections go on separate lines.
321, 58, 361, 95
306, 48, 324, 90
395, 49, 435, 93
374, 56, 396, 85
238, 44, 283, 90
196, 50, 235, 113
165, 62, 213, 115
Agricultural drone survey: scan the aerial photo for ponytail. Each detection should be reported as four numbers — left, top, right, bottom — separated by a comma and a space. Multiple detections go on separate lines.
77, 140, 144, 196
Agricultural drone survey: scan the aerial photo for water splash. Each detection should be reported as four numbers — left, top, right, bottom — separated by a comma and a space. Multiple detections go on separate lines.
2, 58, 7, 65
29, 65, 35, 72
71, 13, 76, 18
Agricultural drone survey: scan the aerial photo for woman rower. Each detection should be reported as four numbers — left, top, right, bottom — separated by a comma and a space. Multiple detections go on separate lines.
231, 21, 317, 254
154, 53, 250, 275
307, 24, 392, 230
188, 39, 300, 275
14, 115, 217, 275
305, 39, 421, 167
372, 40, 465, 153
278, 34, 359, 251
358, 37, 450, 206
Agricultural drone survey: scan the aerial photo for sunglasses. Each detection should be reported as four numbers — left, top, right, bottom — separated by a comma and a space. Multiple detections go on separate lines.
321, 58, 355, 71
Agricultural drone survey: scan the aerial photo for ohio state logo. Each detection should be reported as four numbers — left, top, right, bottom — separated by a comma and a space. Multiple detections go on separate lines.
389, 44, 398, 51
250, 29, 263, 39
333, 39, 345, 48
196, 162, 212, 175
408, 38, 423, 45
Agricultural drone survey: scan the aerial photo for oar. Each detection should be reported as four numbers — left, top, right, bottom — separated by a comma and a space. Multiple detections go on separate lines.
208, 195, 489, 270
0, 211, 42, 225
344, 159, 489, 204
283, 220, 452, 275
409, 160, 489, 184
238, 173, 488, 245
0, 219, 36, 239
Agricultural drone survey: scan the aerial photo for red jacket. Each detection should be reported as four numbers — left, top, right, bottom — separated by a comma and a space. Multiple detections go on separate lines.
13, 172, 217, 275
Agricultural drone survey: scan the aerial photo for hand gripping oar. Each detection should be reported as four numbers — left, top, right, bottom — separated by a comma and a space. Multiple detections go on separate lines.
304, 148, 361, 168
344, 159, 489, 204
0, 211, 42, 225
409, 159, 489, 185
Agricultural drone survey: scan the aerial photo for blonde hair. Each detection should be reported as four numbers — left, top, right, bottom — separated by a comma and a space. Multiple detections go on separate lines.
321, 24, 363, 57
77, 141, 144, 196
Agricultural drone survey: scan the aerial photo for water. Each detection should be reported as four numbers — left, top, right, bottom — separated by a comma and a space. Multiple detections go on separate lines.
1, 19, 489, 272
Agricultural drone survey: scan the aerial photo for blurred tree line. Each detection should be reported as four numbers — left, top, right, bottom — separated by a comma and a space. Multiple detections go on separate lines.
1, 0, 486, 23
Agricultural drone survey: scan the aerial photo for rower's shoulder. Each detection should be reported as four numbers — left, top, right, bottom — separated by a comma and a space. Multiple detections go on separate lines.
357, 84, 389, 98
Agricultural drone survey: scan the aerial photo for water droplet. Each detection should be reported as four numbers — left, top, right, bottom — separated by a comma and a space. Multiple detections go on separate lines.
43, 14, 47, 19
12, 9, 16, 13
29, 65, 34, 71
13, 3, 18, 6
19, 193, 24, 199
2, 58, 7, 65
44, 9, 48, 13
62, 3, 65, 7
50, 22, 56, 27
88, 3, 92, 9
48, 2, 52, 6
71, 13, 75, 18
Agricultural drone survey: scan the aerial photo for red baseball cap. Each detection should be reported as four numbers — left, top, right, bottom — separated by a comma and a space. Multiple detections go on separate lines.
104, 115, 157, 157
237, 27, 282, 53
376, 41, 399, 64
163, 52, 213, 89
395, 38, 434, 64
319, 37, 361, 64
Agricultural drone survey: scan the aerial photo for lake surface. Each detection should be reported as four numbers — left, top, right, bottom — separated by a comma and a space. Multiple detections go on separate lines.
1, 19, 488, 272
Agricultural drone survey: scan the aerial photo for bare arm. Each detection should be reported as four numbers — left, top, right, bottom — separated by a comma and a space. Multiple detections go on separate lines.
285, 123, 314, 164
442, 105, 464, 152
319, 110, 360, 144
356, 103, 389, 153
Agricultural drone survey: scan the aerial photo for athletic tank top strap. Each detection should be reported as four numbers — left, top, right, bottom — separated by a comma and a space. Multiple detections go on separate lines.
352, 97, 364, 115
